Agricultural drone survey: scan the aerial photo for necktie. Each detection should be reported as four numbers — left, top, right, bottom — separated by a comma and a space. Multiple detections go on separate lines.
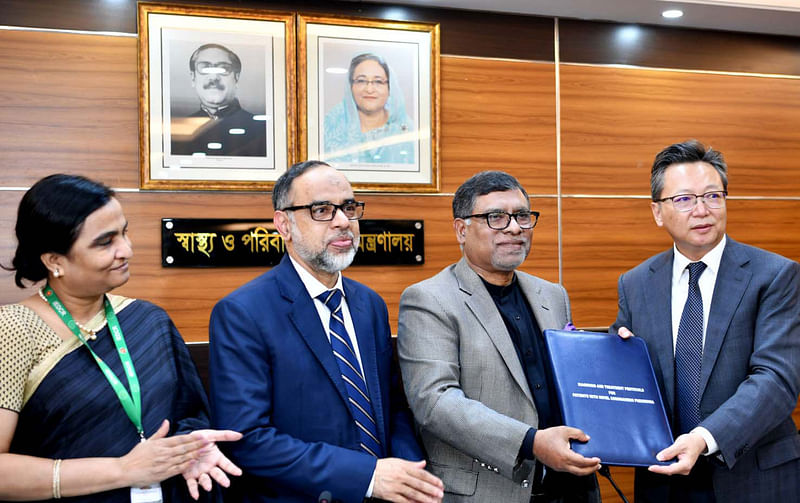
317, 289, 383, 458
675, 261, 707, 434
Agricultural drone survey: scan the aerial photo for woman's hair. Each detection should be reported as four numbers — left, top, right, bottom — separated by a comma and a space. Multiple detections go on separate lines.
348, 53, 391, 91
4, 174, 115, 288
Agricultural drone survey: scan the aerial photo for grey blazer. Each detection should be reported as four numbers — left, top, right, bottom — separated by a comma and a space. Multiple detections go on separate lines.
612, 237, 800, 502
398, 258, 598, 503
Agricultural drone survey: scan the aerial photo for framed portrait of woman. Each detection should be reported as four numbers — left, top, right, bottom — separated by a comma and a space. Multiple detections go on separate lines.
138, 3, 295, 191
299, 15, 440, 192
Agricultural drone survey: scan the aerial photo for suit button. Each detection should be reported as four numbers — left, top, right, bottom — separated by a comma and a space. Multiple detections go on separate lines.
486, 464, 492, 470
480, 462, 486, 468
494, 467, 499, 473
535, 384, 542, 390
522, 480, 529, 488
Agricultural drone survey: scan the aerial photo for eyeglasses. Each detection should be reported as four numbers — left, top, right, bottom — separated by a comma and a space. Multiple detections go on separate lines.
654, 191, 727, 212
459, 210, 540, 230
281, 201, 366, 221
351, 78, 388, 88
195, 62, 235, 76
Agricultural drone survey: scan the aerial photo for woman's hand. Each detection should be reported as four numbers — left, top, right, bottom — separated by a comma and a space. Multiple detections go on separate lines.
118, 420, 209, 488
181, 429, 243, 500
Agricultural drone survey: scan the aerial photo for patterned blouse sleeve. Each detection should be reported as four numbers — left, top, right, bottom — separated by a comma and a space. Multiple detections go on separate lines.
0, 306, 35, 412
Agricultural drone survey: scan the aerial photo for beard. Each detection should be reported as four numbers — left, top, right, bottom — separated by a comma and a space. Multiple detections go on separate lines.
290, 224, 358, 274
490, 239, 531, 272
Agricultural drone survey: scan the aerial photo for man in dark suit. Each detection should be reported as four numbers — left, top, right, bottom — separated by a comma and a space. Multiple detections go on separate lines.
209, 160, 443, 502
612, 140, 800, 502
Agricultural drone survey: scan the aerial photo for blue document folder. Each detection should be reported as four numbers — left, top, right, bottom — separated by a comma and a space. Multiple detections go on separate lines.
543, 329, 674, 467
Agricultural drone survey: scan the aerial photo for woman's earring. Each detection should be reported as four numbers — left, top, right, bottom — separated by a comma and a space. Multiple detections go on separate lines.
53, 269, 62, 278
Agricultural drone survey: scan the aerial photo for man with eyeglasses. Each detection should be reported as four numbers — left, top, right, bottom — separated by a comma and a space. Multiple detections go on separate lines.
612, 140, 800, 502
209, 160, 444, 503
171, 43, 267, 157
397, 171, 601, 502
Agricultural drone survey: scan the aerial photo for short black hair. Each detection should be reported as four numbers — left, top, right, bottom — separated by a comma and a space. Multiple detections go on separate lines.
651, 140, 728, 200
452, 171, 529, 219
4, 174, 115, 288
189, 43, 242, 75
272, 160, 331, 211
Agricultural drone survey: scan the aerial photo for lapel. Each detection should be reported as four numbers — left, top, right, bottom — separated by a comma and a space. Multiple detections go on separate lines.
277, 256, 351, 410
643, 250, 678, 414
343, 278, 387, 445
517, 272, 559, 332
701, 238, 750, 396
454, 259, 535, 407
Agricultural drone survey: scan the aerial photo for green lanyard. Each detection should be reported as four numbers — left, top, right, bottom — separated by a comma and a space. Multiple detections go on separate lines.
41, 284, 144, 440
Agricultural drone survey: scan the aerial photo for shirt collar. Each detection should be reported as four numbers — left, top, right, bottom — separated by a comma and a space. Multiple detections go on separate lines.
672, 235, 726, 281
288, 254, 344, 299
480, 273, 518, 299
200, 98, 242, 119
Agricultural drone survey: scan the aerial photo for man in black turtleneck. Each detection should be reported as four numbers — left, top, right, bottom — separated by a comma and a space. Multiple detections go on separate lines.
398, 170, 600, 503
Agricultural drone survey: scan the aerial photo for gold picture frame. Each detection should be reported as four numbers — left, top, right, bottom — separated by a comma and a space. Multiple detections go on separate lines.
138, 2, 295, 191
298, 14, 440, 192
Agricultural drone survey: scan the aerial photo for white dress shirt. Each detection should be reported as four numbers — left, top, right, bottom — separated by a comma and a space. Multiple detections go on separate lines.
670, 235, 727, 455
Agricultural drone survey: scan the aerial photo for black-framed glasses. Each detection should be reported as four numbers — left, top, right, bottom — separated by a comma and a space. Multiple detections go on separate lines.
281, 201, 365, 221
654, 191, 727, 212
459, 210, 539, 230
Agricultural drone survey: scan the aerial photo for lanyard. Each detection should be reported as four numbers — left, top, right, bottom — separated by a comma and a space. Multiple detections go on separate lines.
41, 284, 144, 440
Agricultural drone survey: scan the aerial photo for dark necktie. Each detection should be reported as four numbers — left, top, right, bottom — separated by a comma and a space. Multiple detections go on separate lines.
675, 261, 707, 434
317, 289, 383, 457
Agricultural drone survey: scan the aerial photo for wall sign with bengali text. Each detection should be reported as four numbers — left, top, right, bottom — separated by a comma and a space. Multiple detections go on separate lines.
162, 218, 424, 267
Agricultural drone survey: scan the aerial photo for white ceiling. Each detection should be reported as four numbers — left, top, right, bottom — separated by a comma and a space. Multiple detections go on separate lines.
367, 0, 800, 37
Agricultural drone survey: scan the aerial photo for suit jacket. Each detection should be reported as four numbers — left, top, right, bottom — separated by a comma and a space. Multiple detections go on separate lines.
611, 237, 800, 502
209, 255, 423, 503
397, 258, 599, 503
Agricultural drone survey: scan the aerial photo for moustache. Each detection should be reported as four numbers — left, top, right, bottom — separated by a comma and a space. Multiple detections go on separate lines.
327, 231, 356, 245
203, 81, 226, 90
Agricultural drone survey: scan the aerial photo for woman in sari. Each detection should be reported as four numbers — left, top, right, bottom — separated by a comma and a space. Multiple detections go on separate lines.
323, 53, 416, 165
0, 174, 241, 502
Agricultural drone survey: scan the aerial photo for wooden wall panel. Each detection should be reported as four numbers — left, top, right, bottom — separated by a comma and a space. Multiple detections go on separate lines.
560, 19, 800, 75
440, 58, 557, 195
562, 198, 800, 327
0, 30, 558, 195
560, 64, 800, 197
0, 192, 557, 341
0, 30, 138, 188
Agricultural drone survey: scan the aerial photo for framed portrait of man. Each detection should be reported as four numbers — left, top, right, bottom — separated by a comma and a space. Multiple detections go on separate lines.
299, 15, 440, 192
138, 3, 295, 190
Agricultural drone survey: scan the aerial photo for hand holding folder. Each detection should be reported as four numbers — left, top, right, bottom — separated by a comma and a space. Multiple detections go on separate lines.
544, 329, 675, 467
532, 426, 600, 476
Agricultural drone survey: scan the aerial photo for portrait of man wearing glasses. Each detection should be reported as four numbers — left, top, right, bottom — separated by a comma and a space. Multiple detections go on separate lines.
612, 140, 800, 502
397, 171, 601, 502
171, 43, 267, 157
209, 160, 444, 503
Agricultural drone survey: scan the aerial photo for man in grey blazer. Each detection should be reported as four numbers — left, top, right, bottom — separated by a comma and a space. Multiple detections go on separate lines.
612, 140, 800, 502
398, 171, 601, 502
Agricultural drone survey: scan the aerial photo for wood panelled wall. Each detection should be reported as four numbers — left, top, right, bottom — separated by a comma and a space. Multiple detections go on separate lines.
1, 2, 800, 501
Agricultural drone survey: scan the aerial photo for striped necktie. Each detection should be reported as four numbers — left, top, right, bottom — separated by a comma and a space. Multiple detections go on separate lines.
317, 289, 383, 458
675, 261, 707, 434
